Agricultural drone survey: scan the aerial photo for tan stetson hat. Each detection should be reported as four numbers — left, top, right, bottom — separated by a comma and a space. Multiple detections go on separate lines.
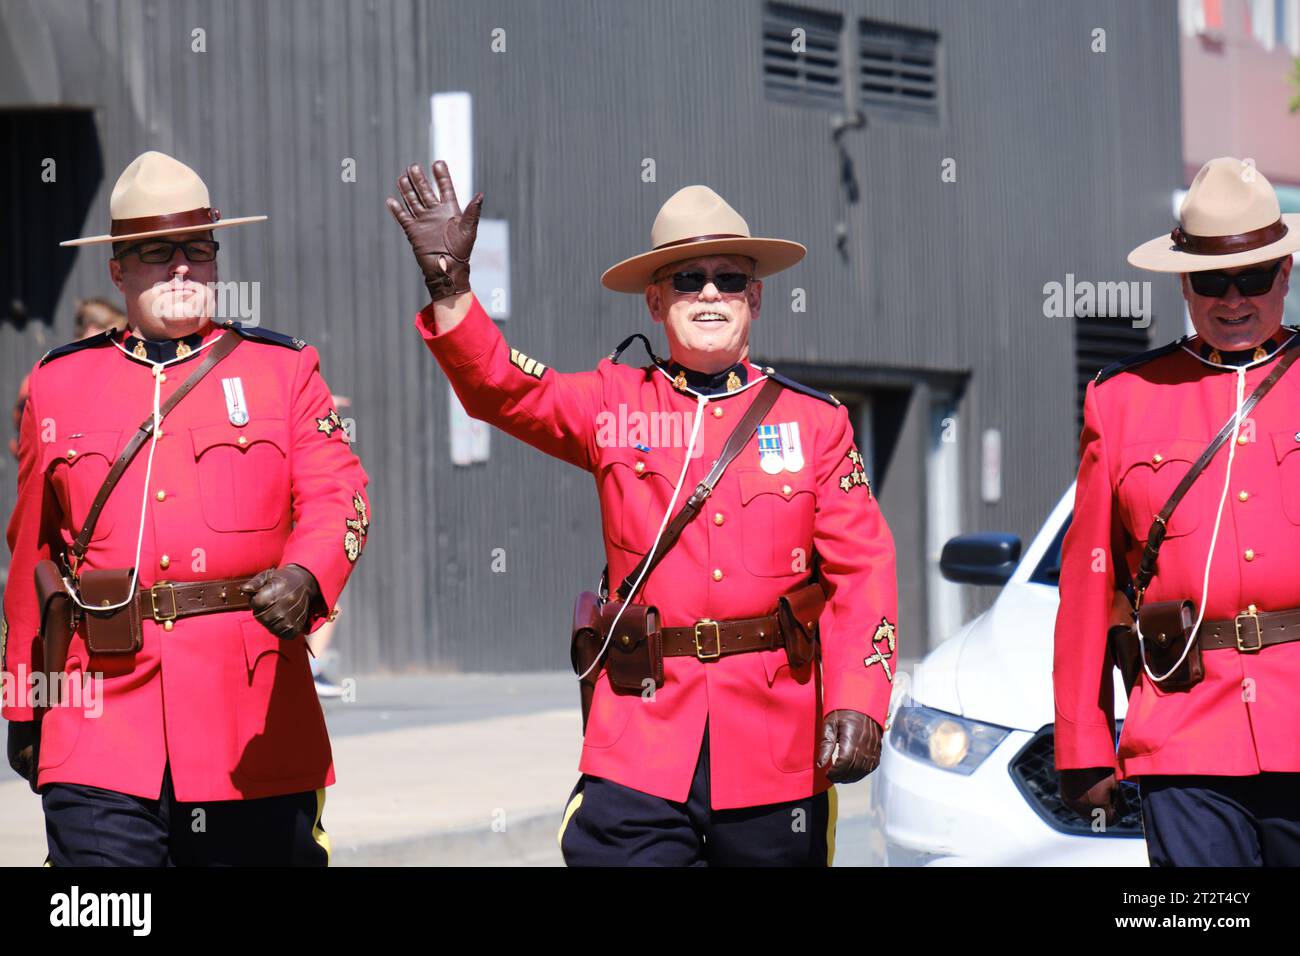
61, 150, 267, 247
1128, 157, 1300, 273
601, 185, 806, 293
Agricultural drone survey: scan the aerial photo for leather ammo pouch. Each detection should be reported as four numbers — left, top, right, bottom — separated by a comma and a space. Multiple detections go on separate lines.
1138, 599, 1201, 691
777, 578, 827, 668
35, 559, 75, 680
600, 601, 663, 692
78, 568, 142, 654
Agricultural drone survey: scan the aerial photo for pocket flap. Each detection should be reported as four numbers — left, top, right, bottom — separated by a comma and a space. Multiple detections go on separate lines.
42, 430, 122, 471
1119, 438, 1204, 477
738, 468, 813, 505
1271, 428, 1300, 462
191, 418, 287, 458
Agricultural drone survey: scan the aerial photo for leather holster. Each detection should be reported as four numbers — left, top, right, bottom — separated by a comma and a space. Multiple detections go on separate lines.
570, 591, 606, 731
777, 580, 827, 669
1106, 590, 1140, 696
35, 560, 74, 696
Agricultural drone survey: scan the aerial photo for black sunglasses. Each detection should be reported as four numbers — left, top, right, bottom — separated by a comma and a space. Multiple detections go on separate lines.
114, 238, 220, 264
1189, 259, 1283, 298
660, 271, 754, 294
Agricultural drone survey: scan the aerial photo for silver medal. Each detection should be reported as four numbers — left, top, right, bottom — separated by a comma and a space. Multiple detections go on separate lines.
222, 376, 250, 426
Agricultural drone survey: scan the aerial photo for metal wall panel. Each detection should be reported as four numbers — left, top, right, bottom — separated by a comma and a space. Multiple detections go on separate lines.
0, 0, 1185, 671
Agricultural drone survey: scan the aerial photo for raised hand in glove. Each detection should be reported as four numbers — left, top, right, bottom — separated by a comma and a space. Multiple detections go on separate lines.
816, 709, 883, 784
386, 160, 484, 303
7, 720, 41, 793
1060, 766, 1128, 828
240, 564, 321, 640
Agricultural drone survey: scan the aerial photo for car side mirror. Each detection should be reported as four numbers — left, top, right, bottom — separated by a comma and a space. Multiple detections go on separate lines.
940, 533, 1022, 586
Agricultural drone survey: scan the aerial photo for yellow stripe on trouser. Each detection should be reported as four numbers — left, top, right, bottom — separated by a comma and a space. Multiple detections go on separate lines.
825, 786, 838, 867
313, 788, 331, 866
557, 792, 584, 847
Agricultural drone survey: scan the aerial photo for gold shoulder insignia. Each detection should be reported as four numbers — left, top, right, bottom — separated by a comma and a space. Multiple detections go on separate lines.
838, 448, 871, 496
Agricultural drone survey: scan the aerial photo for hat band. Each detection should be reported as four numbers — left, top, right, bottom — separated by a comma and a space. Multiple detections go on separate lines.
1170, 218, 1287, 256
111, 207, 219, 236
653, 232, 747, 250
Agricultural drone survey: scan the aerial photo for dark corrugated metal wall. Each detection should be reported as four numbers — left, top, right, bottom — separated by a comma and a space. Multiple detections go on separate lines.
0, 0, 1184, 672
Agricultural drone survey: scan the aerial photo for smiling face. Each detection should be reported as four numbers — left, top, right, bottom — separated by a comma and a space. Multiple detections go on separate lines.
108, 232, 219, 340
1181, 256, 1293, 352
644, 253, 762, 374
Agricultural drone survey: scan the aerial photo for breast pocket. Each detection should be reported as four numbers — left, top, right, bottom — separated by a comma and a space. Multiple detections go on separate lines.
596, 446, 685, 555
1116, 439, 1206, 541
42, 431, 122, 541
1271, 429, 1300, 524
737, 468, 816, 577
191, 419, 290, 532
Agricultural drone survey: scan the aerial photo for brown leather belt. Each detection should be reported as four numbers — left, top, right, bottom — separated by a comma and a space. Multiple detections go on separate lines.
132, 577, 253, 631
660, 615, 784, 660
1200, 606, 1300, 653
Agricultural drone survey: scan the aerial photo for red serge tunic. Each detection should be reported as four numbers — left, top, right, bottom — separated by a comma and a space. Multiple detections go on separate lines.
418, 294, 898, 809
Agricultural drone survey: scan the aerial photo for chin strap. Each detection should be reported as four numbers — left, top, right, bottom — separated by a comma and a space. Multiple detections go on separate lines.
608, 333, 661, 366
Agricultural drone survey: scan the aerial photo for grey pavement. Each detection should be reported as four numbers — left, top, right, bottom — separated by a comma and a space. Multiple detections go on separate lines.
1, 671, 890, 867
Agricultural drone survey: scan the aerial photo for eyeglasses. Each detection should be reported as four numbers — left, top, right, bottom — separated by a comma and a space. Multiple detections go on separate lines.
659, 271, 754, 294
113, 238, 220, 264
1189, 259, 1283, 298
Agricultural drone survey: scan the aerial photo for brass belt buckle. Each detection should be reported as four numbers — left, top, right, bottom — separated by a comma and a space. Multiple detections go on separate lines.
694, 619, 721, 660
150, 582, 179, 623
1235, 604, 1262, 653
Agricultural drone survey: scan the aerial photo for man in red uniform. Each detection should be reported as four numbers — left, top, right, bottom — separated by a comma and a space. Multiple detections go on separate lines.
3, 151, 370, 865
1055, 157, 1300, 865
388, 162, 898, 866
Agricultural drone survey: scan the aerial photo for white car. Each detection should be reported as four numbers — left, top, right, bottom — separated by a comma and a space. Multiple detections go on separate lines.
868, 485, 1149, 866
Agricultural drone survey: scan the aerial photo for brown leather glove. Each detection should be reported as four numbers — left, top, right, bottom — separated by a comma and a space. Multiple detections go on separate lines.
240, 564, 321, 640
7, 719, 41, 793
1059, 766, 1128, 828
386, 160, 484, 303
816, 709, 883, 783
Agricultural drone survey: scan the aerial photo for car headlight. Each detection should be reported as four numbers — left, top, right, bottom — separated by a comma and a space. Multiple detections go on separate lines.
888, 702, 1011, 775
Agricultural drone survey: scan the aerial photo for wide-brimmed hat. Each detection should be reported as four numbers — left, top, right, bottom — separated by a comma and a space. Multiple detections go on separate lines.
60, 150, 267, 247
601, 185, 806, 293
1128, 157, 1300, 273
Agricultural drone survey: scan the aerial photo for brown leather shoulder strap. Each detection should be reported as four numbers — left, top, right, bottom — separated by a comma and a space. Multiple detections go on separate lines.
616, 377, 784, 601
69, 333, 243, 565
1133, 338, 1300, 603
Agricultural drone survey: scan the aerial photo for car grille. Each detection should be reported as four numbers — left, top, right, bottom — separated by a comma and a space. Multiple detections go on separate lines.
1008, 725, 1144, 838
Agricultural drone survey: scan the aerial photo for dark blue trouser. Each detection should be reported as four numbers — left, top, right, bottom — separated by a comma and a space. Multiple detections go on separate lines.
42, 765, 329, 867
558, 725, 835, 866
1139, 773, 1300, 866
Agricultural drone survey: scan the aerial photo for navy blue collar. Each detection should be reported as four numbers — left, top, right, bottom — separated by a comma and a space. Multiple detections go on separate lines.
120, 328, 206, 365
1196, 336, 1281, 367
660, 360, 750, 396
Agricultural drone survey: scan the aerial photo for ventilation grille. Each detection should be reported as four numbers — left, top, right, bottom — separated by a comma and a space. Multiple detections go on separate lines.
1076, 317, 1150, 435
762, 3, 844, 108
1009, 725, 1145, 838
857, 19, 940, 122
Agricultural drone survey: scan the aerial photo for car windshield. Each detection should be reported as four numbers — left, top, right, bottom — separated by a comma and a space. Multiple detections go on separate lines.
1028, 513, 1071, 587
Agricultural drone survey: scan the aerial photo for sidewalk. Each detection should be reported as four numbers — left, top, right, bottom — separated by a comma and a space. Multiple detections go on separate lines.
0, 672, 883, 866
